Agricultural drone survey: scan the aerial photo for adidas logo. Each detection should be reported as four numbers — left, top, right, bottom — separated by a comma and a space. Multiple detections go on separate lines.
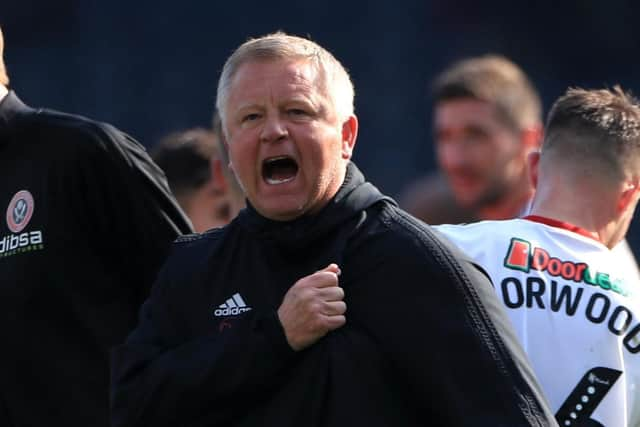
214, 293, 252, 317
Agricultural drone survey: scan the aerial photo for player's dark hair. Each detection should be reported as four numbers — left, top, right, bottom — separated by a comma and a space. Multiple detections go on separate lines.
151, 128, 218, 199
543, 86, 640, 179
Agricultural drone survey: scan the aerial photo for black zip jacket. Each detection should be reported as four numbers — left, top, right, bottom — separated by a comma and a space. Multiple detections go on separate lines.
111, 163, 557, 426
0, 91, 193, 426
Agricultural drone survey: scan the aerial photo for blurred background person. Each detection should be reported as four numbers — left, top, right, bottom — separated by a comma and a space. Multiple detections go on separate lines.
212, 111, 247, 221
398, 171, 474, 224
400, 54, 543, 223
152, 127, 234, 231
432, 55, 543, 220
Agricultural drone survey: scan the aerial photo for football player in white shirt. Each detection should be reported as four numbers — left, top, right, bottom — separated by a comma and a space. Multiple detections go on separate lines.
437, 86, 640, 427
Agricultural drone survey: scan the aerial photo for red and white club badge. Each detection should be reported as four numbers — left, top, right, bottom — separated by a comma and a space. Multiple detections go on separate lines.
6, 190, 35, 233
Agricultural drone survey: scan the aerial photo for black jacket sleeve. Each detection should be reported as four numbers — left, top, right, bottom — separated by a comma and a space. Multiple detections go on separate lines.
110, 245, 297, 427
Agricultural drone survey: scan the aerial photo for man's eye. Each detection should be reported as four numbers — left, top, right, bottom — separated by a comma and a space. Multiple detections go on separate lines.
242, 113, 260, 122
288, 109, 307, 116
463, 128, 491, 142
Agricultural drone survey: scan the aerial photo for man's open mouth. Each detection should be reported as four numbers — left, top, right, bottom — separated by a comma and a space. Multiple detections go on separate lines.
262, 156, 299, 184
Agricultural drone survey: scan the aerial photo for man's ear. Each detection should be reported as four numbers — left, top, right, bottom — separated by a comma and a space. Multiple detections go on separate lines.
527, 150, 541, 190
341, 115, 358, 160
222, 138, 236, 175
618, 176, 640, 214
520, 124, 543, 153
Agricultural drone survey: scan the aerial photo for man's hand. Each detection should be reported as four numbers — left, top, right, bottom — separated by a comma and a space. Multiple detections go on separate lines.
277, 263, 346, 351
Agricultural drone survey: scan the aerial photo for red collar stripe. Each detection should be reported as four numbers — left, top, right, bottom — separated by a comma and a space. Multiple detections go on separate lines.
523, 215, 601, 243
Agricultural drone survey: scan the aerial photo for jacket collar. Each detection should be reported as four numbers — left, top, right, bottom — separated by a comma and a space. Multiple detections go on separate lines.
0, 91, 35, 149
238, 162, 393, 249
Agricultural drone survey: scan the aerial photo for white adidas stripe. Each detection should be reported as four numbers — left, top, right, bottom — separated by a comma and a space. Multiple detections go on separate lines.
232, 293, 247, 307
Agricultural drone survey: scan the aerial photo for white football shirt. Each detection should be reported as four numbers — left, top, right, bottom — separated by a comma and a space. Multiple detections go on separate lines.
437, 217, 640, 427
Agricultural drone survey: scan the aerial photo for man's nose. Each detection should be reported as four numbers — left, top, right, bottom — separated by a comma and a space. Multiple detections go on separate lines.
260, 114, 288, 143
437, 140, 468, 169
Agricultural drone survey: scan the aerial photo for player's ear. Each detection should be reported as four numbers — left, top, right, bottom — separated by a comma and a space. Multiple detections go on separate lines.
521, 124, 543, 153
527, 151, 541, 190
618, 175, 640, 214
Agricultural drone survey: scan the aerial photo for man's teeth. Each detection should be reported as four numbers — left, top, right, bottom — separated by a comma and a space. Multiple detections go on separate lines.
265, 176, 296, 185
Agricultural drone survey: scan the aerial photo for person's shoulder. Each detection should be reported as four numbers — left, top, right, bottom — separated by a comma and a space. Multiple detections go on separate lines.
364, 203, 458, 259
171, 220, 242, 259
435, 219, 506, 231
435, 219, 516, 241
371, 205, 513, 258
160, 227, 228, 276
174, 227, 226, 247
361, 203, 493, 282
374, 202, 457, 238
24, 107, 114, 137
20, 106, 143, 157
371, 202, 432, 238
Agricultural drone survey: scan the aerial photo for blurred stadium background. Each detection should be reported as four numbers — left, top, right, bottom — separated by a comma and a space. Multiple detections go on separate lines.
3, 0, 640, 249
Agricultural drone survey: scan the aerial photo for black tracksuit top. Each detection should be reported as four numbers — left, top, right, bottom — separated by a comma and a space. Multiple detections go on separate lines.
0, 92, 193, 426
112, 163, 557, 427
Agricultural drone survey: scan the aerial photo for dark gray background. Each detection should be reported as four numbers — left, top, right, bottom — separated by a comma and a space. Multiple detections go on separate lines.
4, 0, 640, 249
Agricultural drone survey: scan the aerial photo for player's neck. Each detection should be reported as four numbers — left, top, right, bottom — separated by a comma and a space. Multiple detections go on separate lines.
529, 186, 615, 247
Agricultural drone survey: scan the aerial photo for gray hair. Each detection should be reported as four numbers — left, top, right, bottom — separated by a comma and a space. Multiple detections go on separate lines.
215, 32, 354, 136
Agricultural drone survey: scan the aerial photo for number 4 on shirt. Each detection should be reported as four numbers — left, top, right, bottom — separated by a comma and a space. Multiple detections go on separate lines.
555, 366, 622, 426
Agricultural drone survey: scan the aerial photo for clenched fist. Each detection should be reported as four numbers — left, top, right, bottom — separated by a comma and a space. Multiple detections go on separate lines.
277, 263, 347, 351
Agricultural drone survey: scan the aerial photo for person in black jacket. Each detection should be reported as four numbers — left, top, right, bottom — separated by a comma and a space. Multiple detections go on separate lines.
0, 26, 193, 426
111, 32, 557, 426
